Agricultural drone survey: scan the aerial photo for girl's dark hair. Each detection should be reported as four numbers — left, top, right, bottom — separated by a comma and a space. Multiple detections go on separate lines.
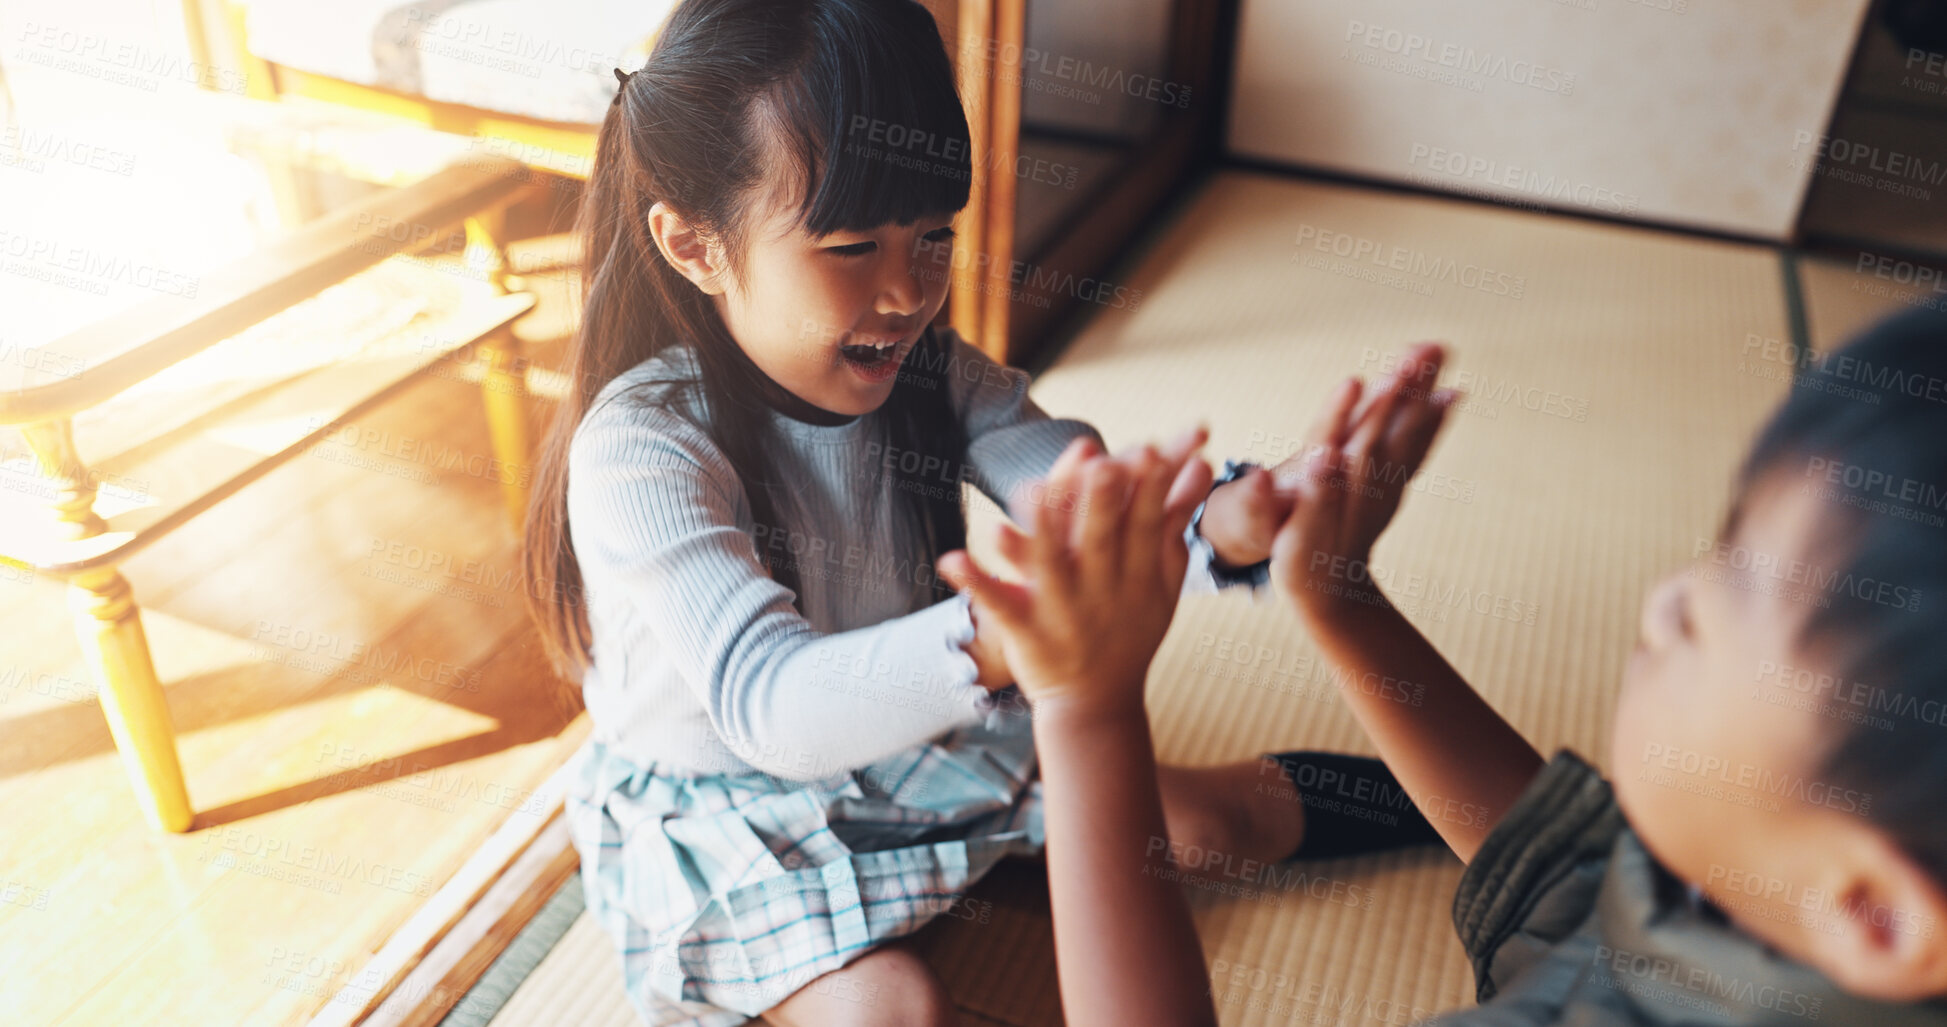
524, 0, 974, 679
1738, 305, 1947, 882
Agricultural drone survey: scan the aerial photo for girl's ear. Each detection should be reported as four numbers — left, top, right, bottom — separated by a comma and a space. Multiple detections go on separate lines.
647, 200, 729, 295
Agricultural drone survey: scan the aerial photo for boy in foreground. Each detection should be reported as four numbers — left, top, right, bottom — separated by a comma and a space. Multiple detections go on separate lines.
940, 315, 1947, 1026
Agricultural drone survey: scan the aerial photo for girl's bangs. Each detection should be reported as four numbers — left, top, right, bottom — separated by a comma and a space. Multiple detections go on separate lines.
775, 4, 974, 236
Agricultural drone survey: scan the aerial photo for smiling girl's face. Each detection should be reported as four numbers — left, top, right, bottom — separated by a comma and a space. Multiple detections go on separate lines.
650, 166, 959, 422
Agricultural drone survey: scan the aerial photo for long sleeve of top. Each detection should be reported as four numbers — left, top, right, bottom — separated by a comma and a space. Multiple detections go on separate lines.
566, 329, 1246, 781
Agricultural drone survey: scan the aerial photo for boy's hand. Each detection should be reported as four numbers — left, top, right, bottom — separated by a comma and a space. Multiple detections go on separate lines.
1270, 343, 1457, 624
940, 437, 1211, 719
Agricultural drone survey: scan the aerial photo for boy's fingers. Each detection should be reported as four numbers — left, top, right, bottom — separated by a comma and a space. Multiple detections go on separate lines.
1031, 480, 1074, 588
1046, 435, 1101, 491
1345, 369, 1405, 474
938, 551, 1031, 630
1125, 450, 1176, 585
1078, 457, 1133, 574
1164, 454, 1215, 522
1156, 424, 1209, 467
1308, 376, 1363, 448
996, 520, 1033, 572
1387, 388, 1458, 478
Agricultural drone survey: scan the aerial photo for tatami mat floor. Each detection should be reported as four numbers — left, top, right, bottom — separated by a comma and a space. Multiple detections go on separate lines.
480, 170, 1919, 1026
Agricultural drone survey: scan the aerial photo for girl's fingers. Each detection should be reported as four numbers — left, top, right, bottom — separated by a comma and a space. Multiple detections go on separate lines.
937, 550, 1031, 631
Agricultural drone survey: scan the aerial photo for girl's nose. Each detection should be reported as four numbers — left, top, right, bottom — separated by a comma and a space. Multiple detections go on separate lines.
877, 249, 926, 317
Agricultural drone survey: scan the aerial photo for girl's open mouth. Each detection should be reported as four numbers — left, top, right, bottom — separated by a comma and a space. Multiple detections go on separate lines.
839, 338, 904, 382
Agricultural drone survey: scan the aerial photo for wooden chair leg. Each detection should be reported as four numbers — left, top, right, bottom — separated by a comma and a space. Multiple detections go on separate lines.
480, 326, 532, 531
70, 565, 194, 833
465, 210, 534, 531
19, 418, 192, 832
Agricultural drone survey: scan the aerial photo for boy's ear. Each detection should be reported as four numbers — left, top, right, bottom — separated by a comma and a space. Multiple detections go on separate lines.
647, 201, 729, 295
1805, 830, 1947, 1002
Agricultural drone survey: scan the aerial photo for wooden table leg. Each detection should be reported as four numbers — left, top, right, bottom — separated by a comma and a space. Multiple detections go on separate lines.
20, 418, 193, 832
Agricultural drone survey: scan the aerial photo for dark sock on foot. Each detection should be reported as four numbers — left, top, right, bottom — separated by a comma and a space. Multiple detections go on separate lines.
1265, 751, 1447, 861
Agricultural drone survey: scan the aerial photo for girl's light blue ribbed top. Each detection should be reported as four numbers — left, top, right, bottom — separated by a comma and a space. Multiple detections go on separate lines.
566, 329, 1230, 780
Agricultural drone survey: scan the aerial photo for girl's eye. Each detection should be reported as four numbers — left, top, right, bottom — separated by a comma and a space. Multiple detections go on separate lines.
827, 241, 876, 257
922, 226, 956, 243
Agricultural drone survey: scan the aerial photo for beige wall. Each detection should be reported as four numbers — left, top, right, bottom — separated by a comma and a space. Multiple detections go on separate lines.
1228, 0, 1870, 239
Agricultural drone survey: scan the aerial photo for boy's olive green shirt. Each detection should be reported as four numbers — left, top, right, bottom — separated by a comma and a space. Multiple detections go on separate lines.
1432, 751, 1947, 1026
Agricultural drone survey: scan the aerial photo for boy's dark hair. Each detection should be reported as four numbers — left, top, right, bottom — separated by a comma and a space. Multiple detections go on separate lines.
524, 0, 975, 679
1740, 305, 1947, 882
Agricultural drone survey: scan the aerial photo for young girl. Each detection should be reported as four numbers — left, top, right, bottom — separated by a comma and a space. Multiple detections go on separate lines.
945, 317, 1947, 1026
519, 1, 1406, 1023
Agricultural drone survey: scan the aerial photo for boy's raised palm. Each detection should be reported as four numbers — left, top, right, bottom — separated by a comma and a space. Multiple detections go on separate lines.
940, 438, 1211, 717
1271, 342, 1457, 623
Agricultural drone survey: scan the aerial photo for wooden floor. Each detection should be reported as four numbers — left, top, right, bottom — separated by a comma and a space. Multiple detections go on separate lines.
0, 241, 589, 1027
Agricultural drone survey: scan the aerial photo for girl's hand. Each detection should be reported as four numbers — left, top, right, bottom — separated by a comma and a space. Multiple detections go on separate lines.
1270, 343, 1457, 625
940, 438, 1211, 719
1196, 466, 1290, 570
965, 603, 1013, 690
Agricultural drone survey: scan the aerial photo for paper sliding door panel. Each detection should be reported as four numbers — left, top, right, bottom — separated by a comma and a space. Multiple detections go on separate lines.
1227, 0, 1871, 240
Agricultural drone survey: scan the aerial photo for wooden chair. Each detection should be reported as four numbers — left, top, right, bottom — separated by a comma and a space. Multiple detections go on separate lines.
0, 156, 542, 832
186, 0, 1018, 357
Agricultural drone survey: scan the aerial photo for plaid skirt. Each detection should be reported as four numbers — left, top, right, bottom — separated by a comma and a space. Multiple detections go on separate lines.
565, 710, 1043, 1026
